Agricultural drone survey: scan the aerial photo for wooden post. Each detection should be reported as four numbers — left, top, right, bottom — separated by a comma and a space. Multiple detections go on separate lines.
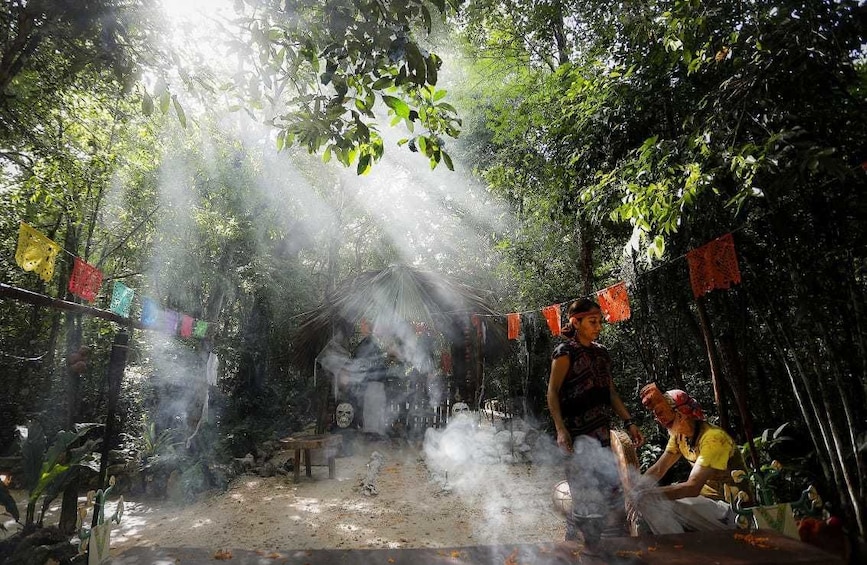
719, 334, 761, 468
92, 330, 129, 530
694, 297, 730, 431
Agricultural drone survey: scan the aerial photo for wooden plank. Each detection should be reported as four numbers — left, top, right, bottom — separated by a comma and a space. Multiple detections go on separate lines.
0, 282, 145, 329
279, 434, 342, 450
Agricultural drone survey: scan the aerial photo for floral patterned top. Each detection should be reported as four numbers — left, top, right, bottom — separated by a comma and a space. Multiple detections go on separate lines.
552, 339, 613, 446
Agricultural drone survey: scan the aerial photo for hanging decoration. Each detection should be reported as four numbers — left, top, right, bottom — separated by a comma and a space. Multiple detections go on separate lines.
68, 257, 103, 302
193, 320, 209, 339
141, 298, 159, 327
687, 233, 742, 298
440, 350, 452, 374
597, 282, 631, 323
15, 222, 61, 282
542, 304, 561, 336
507, 313, 521, 340
162, 309, 179, 335
180, 315, 194, 338
109, 281, 135, 317
11, 219, 217, 339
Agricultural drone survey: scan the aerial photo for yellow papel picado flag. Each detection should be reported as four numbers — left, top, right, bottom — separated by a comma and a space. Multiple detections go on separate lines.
15, 222, 61, 282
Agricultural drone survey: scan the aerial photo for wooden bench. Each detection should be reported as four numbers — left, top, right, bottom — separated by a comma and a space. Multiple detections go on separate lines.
279, 434, 342, 483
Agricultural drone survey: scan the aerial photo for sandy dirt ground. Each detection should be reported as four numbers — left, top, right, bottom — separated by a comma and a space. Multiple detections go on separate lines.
110, 440, 566, 556
3, 437, 568, 558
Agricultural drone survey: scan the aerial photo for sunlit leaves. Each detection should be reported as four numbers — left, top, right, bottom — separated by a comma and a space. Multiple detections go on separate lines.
230, 0, 464, 174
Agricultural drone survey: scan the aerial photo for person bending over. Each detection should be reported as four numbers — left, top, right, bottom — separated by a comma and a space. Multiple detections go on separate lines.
635, 383, 747, 533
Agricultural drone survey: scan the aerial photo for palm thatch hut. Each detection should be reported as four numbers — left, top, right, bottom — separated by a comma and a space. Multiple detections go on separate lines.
290, 264, 505, 434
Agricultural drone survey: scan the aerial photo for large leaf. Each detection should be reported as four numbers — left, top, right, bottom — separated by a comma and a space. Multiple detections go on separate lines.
381, 95, 410, 119
0, 482, 19, 522
21, 421, 47, 493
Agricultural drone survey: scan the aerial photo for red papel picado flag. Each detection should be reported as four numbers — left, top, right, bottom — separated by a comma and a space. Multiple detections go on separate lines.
68, 257, 103, 302
686, 233, 742, 298
542, 304, 561, 336
507, 313, 521, 340
597, 282, 631, 323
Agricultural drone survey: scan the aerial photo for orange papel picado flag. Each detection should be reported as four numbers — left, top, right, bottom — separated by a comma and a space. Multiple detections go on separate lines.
686, 233, 742, 298
597, 282, 631, 323
15, 222, 61, 282
542, 304, 561, 336
507, 313, 521, 340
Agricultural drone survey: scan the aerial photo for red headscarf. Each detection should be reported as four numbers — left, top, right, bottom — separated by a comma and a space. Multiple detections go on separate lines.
641, 383, 705, 427
665, 389, 705, 421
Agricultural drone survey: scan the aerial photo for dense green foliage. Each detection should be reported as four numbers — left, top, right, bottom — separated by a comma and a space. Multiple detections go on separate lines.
231, 0, 464, 171
453, 0, 867, 540
0, 0, 865, 552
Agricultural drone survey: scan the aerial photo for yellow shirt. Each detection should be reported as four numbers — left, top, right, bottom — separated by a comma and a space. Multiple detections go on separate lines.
665, 422, 744, 500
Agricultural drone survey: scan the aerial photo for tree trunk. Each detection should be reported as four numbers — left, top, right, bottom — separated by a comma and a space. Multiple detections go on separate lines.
551, 1, 570, 66
575, 217, 594, 297
719, 334, 759, 466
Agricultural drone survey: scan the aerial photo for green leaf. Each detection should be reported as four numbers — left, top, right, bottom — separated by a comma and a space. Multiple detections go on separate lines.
421, 6, 432, 33
425, 54, 440, 86
436, 102, 457, 115
357, 153, 371, 175
405, 43, 427, 85
371, 77, 393, 90
442, 150, 454, 171
0, 482, 19, 522
142, 91, 154, 116
172, 95, 187, 128
355, 118, 370, 142
159, 90, 171, 114
382, 95, 410, 119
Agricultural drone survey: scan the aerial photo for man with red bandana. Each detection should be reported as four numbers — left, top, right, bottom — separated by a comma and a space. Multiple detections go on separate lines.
635, 383, 747, 532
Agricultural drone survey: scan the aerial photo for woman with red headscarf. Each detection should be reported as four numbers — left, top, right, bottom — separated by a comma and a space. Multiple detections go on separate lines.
635, 383, 747, 532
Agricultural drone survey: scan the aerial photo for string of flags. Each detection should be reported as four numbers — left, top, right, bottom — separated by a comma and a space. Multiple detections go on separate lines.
13, 221, 213, 339
502, 232, 742, 340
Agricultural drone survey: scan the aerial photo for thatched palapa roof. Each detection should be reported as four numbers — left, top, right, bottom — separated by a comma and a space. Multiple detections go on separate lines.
290, 264, 503, 373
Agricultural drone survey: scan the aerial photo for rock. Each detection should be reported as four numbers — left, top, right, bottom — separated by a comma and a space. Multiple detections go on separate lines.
4, 527, 77, 565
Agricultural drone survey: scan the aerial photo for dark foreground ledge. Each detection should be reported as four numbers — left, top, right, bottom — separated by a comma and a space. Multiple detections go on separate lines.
109, 530, 844, 564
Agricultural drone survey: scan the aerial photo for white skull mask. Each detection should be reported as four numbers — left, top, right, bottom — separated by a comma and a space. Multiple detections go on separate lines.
452, 402, 470, 416
336, 403, 355, 428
